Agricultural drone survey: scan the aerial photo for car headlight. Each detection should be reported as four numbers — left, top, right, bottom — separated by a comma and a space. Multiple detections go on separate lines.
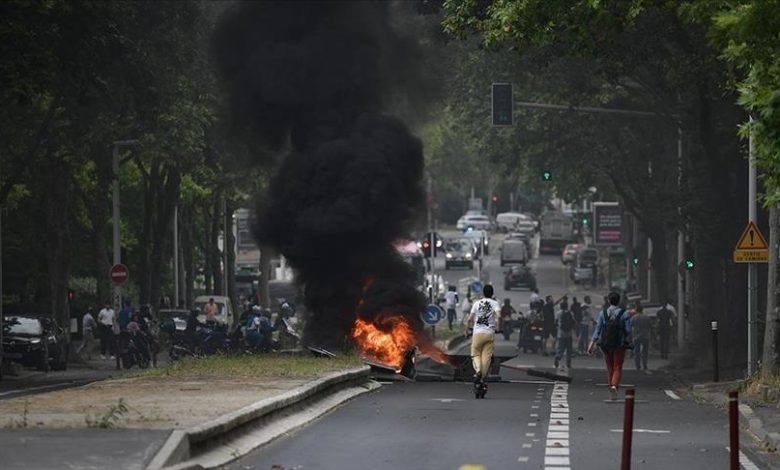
446, 253, 453, 259
466, 253, 472, 259
29, 338, 41, 344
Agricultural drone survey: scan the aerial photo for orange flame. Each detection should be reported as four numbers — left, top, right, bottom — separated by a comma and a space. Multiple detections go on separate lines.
351, 313, 450, 370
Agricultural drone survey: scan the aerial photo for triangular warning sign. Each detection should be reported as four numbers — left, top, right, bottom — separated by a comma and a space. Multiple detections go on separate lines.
735, 221, 768, 250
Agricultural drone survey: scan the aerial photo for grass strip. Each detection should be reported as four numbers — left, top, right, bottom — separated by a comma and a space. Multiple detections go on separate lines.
136, 353, 363, 380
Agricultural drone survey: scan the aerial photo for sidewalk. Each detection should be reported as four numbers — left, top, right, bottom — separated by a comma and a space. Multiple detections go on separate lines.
0, 354, 371, 469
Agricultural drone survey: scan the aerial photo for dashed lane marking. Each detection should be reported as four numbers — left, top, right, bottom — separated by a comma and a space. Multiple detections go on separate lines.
664, 390, 681, 400
610, 429, 671, 434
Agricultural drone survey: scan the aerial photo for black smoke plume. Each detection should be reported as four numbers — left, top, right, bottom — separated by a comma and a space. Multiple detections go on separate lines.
214, 1, 432, 349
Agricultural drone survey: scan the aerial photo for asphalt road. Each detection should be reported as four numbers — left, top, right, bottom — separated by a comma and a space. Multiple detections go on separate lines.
229, 233, 775, 470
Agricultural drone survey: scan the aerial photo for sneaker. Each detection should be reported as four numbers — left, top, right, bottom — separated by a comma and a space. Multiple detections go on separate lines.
100, 355, 106, 360
554, 358, 559, 368
609, 386, 618, 400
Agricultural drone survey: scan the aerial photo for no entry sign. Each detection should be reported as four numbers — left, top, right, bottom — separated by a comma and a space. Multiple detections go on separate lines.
110, 264, 129, 286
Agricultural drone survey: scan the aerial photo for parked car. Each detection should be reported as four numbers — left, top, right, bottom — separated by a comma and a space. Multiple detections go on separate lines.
2, 315, 68, 372
444, 239, 475, 270
500, 240, 528, 266
561, 243, 580, 264
462, 228, 490, 255
193, 295, 235, 328
456, 214, 492, 231
503, 265, 537, 291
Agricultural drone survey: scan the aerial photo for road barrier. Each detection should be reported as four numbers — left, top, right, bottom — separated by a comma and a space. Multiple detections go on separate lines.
621, 388, 635, 470
729, 390, 739, 470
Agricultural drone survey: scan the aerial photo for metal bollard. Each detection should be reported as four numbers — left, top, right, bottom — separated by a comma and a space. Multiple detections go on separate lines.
712, 322, 719, 382
729, 390, 739, 470
621, 388, 635, 470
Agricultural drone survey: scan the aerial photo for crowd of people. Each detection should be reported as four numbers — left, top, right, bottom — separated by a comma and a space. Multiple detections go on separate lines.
76, 300, 156, 362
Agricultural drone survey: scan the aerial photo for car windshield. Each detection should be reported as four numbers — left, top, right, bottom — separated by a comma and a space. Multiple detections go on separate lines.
445, 240, 471, 252
3, 316, 43, 335
579, 250, 598, 261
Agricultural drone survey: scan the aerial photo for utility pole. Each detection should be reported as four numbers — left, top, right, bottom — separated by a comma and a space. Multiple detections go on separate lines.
677, 127, 685, 351
112, 140, 138, 309
173, 204, 179, 308
748, 120, 759, 375
222, 197, 229, 297
428, 175, 435, 303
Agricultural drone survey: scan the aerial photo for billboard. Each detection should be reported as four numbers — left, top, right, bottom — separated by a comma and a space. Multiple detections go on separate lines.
593, 202, 623, 246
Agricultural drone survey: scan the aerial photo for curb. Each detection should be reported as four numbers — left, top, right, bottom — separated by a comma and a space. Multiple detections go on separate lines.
739, 402, 780, 452
146, 366, 372, 470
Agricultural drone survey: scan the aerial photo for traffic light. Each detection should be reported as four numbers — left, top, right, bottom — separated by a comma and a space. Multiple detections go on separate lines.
491, 82, 513, 126
491, 195, 498, 203
685, 259, 695, 271
67, 289, 75, 302
632, 256, 640, 267
542, 170, 552, 181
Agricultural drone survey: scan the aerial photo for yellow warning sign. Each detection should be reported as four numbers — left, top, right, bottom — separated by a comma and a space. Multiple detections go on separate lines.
734, 221, 769, 263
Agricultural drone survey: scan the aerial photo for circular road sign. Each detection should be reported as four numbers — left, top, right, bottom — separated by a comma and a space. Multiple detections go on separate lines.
110, 264, 129, 286
469, 281, 483, 295
421, 304, 443, 326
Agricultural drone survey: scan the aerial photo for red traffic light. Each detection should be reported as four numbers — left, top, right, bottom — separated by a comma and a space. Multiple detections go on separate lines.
67, 289, 75, 302
492, 195, 498, 202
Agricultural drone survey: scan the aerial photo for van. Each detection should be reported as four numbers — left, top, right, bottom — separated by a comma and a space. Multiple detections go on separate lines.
500, 240, 528, 266
496, 212, 523, 232
193, 295, 235, 328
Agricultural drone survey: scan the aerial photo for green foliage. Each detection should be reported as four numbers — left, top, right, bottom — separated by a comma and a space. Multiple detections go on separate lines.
85, 398, 129, 429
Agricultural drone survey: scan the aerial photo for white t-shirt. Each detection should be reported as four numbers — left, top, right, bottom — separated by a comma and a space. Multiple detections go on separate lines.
98, 308, 115, 327
529, 292, 540, 304
470, 298, 500, 335
444, 291, 458, 310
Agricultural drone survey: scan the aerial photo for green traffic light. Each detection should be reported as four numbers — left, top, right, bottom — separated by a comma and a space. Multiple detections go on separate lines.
542, 171, 552, 181
685, 259, 695, 270
632, 257, 639, 266
582, 217, 589, 226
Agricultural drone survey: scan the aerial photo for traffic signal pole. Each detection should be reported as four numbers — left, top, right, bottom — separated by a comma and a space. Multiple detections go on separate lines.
748, 119, 758, 375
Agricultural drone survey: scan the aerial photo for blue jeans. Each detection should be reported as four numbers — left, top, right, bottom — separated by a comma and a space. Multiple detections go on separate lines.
577, 324, 589, 352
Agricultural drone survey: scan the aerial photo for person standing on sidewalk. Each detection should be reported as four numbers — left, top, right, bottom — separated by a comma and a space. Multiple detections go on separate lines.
541, 295, 555, 356
465, 284, 500, 387
577, 296, 593, 354
631, 304, 651, 371
656, 301, 675, 359
77, 308, 97, 360
588, 291, 632, 400
97, 301, 115, 360
444, 286, 459, 330
554, 302, 575, 369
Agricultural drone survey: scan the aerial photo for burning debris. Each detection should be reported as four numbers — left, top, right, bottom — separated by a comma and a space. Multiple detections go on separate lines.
214, 1, 443, 359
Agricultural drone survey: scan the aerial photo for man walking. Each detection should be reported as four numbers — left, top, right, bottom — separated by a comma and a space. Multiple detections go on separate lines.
465, 284, 500, 396
541, 295, 555, 356
589, 292, 632, 400
97, 301, 115, 360
656, 301, 675, 359
77, 307, 97, 360
555, 302, 575, 369
444, 286, 459, 330
631, 304, 651, 371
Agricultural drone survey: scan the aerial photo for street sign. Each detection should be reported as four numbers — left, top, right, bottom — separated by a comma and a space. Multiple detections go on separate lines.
421, 304, 443, 325
470, 281, 483, 295
593, 202, 623, 246
109, 263, 129, 285
733, 221, 769, 263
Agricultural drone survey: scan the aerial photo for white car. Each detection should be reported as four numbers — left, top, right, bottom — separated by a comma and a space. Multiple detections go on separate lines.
456, 214, 492, 231
193, 295, 235, 328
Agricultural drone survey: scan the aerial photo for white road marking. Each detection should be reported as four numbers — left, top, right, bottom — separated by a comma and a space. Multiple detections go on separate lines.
522, 443, 532, 448
664, 390, 681, 400
610, 429, 671, 434
545, 447, 570, 456
548, 425, 569, 432
526, 432, 535, 437
517, 456, 529, 463
725, 447, 761, 470
430, 398, 465, 403
528, 422, 538, 427
547, 439, 569, 447
548, 431, 569, 439
545, 456, 570, 466
530, 413, 539, 418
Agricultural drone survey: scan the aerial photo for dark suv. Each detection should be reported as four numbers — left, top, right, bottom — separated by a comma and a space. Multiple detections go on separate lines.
2, 315, 69, 372
504, 265, 537, 291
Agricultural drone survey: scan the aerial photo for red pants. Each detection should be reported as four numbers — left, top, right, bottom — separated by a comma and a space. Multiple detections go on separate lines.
604, 348, 626, 388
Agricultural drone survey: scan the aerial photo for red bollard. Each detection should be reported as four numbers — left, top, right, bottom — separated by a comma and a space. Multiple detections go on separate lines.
729, 390, 739, 470
621, 388, 635, 470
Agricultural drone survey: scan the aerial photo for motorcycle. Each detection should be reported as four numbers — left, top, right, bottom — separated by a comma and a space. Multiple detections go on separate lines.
516, 317, 545, 353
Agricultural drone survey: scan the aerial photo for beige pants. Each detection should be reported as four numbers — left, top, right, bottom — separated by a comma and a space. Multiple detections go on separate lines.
471, 333, 495, 378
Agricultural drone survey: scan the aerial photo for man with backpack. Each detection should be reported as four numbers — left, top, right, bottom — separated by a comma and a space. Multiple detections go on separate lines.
555, 302, 576, 369
588, 291, 633, 400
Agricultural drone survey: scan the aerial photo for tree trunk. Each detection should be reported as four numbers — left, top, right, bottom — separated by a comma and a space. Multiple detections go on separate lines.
209, 195, 222, 295
762, 203, 780, 379
180, 204, 195, 309
258, 244, 273, 308
138, 163, 159, 306
43, 157, 72, 329
148, 165, 180, 310
225, 200, 237, 314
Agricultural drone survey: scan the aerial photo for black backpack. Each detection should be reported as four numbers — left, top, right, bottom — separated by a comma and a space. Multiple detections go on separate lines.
559, 311, 575, 333
597, 308, 626, 350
